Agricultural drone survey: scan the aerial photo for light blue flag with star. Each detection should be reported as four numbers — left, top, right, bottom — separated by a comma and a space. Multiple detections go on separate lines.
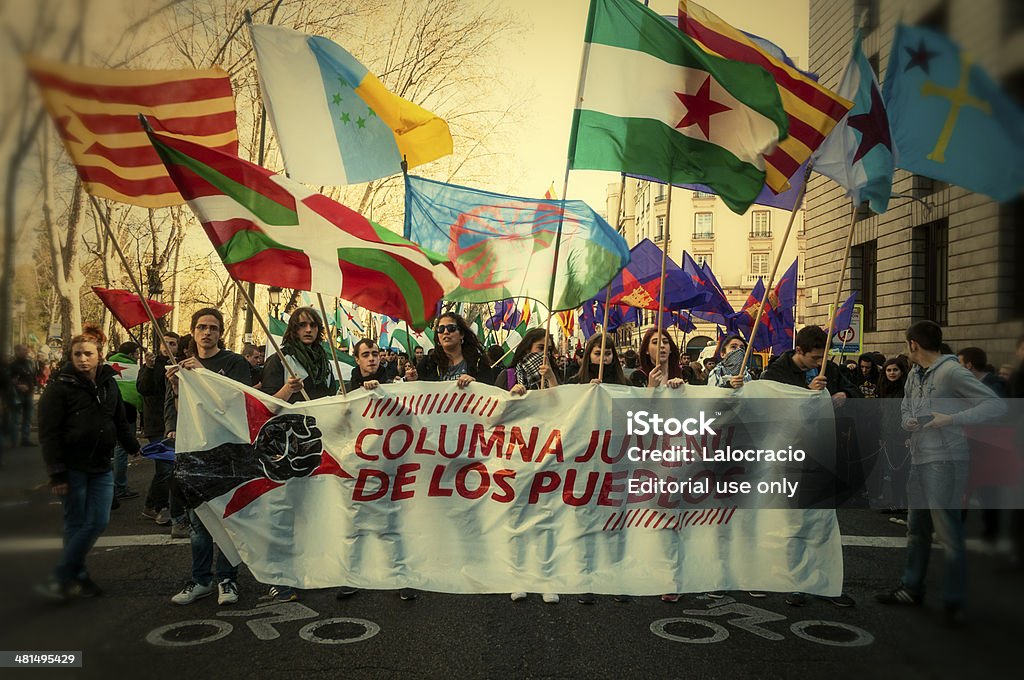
812, 30, 894, 214
882, 23, 1024, 201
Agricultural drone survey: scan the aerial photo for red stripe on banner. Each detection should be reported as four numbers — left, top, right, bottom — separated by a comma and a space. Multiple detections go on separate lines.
410, 394, 422, 414
373, 398, 390, 419
386, 398, 402, 417
680, 15, 847, 122
475, 397, 490, 415
223, 478, 284, 518
452, 393, 467, 413
361, 400, 374, 417
463, 394, 476, 413
651, 512, 667, 529
701, 508, 720, 526
644, 510, 659, 528
603, 513, 617, 531
423, 394, 436, 414
685, 509, 702, 526
725, 506, 738, 524
786, 114, 827, 150
487, 398, 498, 418
634, 509, 650, 528
666, 513, 680, 531
75, 165, 179, 197
30, 69, 233, 106
438, 394, 453, 414
75, 109, 236, 136
612, 511, 627, 531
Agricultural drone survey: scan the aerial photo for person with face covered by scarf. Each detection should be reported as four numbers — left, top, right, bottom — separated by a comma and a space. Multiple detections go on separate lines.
494, 328, 559, 395
261, 307, 338, 403
707, 335, 754, 389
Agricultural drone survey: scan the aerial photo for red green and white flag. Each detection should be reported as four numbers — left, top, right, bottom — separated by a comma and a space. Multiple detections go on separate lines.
147, 130, 457, 329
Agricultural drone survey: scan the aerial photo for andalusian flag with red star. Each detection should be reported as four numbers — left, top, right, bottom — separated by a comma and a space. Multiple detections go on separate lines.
568, 0, 788, 214
147, 130, 457, 329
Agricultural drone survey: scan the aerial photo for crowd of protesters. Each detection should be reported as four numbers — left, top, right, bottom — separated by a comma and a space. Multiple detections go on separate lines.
19, 308, 1022, 629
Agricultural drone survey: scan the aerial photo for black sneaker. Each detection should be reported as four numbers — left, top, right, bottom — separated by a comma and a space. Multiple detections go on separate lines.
875, 587, 922, 606
116, 488, 140, 500
824, 593, 855, 607
785, 592, 808, 607
399, 588, 418, 601
73, 577, 103, 598
335, 586, 359, 600
577, 593, 597, 605
612, 594, 631, 603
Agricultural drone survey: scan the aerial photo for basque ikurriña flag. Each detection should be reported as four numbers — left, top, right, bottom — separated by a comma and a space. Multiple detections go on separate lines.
404, 175, 630, 311
147, 130, 456, 329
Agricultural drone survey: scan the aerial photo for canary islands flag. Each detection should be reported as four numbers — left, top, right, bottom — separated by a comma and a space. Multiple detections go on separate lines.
250, 24, 452, 185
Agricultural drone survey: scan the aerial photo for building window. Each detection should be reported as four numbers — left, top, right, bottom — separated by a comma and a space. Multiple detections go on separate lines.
695, 253, 712, 269
751, 211, 771, 237
851, 240, 878, 332
693, 212, 714, 238
693, 191, 715, 200
655, 215, 665, 241
751, 252, 770, 276
655, 184, 666, 203
913, 219, 948, 325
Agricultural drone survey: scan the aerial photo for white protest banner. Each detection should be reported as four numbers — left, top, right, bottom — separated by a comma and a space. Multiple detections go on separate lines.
176, 370, 843, 596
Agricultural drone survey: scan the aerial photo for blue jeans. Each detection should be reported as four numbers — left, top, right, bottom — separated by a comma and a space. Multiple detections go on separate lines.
55, 470, 114, 584
113, 443, 129, 495
900, 461, 968, 607
188, 509, 238, 586
12, 394, 32, 443
144, 459, 174, 511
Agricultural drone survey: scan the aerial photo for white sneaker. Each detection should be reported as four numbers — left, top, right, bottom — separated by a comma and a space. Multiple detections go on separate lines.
217, 579, 239, 605
171, 580, 214, 605
542, 593, 560, 604
510, 591, 528, 601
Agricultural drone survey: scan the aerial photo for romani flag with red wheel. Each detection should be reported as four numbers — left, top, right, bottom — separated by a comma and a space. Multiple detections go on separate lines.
146, 130, 457, 329
27, 57, 237, 208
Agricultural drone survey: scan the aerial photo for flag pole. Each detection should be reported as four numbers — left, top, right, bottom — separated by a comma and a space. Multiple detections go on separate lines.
87, 195, 177, 365
316, 293, 346, 396
597, 173, 627, 383
736, 168, 810, 376
820, 200, 859, 373
234, 279, 310, 401
651, 181, 673, 387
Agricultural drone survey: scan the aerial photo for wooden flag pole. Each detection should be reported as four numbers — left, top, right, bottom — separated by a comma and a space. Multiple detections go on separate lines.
316, 293, 346, 396
233, 279, 310, 400
597, 173, 628, 383
736, 172, 810, 377
651, 182, 673, 387
87, 196, 177, 365
820, 201, 860, 373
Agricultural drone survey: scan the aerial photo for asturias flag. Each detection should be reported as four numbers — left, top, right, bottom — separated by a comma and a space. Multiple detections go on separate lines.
882, 23, 1024, 201
569, 0, 788, 214
404, 175, 630, 311
147, 130, 456, 329
249, 24, 452, 185
812, 30, 894, 214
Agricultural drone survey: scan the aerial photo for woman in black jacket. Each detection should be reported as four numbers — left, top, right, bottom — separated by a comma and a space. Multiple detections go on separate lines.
405, 312, 495, 386
36, 324, 140, 600
567, 333, 627, 385
877, 356, 911, 517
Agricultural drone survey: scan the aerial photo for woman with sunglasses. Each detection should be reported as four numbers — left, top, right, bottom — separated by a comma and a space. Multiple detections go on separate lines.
405, 313, 495, 386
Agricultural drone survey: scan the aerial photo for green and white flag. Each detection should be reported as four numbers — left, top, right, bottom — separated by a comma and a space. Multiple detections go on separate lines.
569, 0, 788, 214
499, 321, 529, 367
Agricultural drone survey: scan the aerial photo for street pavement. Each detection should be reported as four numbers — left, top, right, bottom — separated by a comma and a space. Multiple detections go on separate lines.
0, 440, 1021, 679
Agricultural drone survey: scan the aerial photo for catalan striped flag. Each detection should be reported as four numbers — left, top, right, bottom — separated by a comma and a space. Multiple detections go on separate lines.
678, 1, 852, 192
27, 57, 237, 208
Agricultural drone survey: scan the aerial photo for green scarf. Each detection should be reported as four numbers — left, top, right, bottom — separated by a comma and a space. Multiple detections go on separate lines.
282, 339, 331, 388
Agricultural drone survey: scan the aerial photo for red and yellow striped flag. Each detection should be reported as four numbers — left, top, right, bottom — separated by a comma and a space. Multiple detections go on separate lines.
556, 310, 575, 338
678, 0, 852, 192
28, 57, 237, 208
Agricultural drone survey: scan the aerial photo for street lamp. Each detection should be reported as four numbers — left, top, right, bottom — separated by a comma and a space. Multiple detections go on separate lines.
268, 286, 282, 318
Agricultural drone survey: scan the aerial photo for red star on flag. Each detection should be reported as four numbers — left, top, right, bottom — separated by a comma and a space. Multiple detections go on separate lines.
675, 76, 732, 140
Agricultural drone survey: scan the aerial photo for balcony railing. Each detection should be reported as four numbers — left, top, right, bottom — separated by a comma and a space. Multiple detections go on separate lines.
692, 231, 715, 240
749, 230, 772, 238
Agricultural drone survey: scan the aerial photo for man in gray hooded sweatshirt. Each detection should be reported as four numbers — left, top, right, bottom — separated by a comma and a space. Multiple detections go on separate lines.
876, 321, 1006, 625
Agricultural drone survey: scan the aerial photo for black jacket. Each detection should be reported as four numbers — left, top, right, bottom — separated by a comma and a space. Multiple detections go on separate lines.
38, 363, 140, 484
137, 355, 172, 439
164, 349, 252, 434
347, 365, 392, 392
760, 350, 860, 398
261, 352, 337, 403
